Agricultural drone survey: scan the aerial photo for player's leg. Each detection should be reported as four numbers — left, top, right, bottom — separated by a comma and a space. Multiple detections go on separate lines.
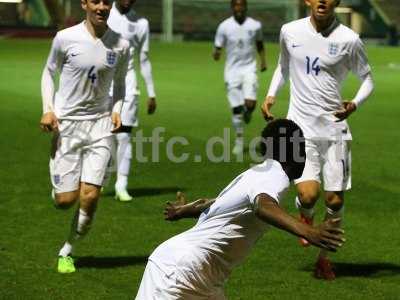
227, 83, 245, 156
50, 132, 80, 209
115, 126, 134, 201
294, 140, 322, 246
296, 181, 320, 246
315, 140, 351, 280
243, 72, 258, 124
314, 191, 344, 280
50, 128, 83, 273
114, 88, 139, 201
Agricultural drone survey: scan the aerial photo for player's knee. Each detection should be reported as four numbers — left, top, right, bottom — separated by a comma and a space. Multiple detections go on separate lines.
55, 193, 78, 209
298, 189, 320, 208
325, 192, 344, 211
80, 187, 100, 204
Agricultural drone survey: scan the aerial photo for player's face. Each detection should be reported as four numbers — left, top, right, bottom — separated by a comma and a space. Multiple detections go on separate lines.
231, 0, 247, 20
116, 0, 135, 14
305, 0, 339, 21
81, 0, 112, 26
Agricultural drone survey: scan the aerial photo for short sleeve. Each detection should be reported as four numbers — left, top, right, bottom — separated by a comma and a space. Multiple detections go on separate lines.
350, 37, 371, 79
247, 170, 289, 206
255, 22, 263, 42
214, 23, 226, 48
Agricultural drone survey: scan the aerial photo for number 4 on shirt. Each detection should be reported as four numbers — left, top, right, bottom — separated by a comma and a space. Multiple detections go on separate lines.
88, 66, 98, 85
306, 56, 320, 76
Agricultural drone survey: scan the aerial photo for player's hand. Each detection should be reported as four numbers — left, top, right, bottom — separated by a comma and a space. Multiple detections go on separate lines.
213, 49, 221, 61
260, 62, 268, 72
164, 191, 187, 221
305, 218, 345, 252
147, 97, 156, 115
261, 96, 275, 121
111, 112, 122, 133
40, 112, 59, 133
334, 101, 357, 122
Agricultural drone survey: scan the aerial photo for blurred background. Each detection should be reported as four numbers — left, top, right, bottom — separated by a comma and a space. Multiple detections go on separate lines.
0, 0, 398, 45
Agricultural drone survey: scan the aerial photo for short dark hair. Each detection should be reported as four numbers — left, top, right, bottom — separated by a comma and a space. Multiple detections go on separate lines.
231, 0, 247, 7
260, 119, 305, 178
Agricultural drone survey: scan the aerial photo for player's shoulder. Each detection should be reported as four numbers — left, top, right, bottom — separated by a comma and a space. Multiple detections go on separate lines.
281, 17, 308, 34
248, 160, 289, 185
334, 23, 360, 43
126, 10, 149, 27
106, 29, 130, 50
55, 22, 84, 40
246, 17, 262, 28
218, 17, 234, 28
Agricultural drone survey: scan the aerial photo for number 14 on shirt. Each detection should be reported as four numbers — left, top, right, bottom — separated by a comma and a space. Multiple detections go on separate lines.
306, 56, 320, 76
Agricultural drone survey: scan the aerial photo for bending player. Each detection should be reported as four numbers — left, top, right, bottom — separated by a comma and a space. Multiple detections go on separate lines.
213, 0, 267, 155
135, 119, 345, 299
108, 0, 157, 201
262, 0, 374, 279
40, 0, 129, 273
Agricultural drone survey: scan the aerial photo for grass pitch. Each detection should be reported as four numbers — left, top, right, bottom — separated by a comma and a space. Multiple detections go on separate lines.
0, 38, 399, 299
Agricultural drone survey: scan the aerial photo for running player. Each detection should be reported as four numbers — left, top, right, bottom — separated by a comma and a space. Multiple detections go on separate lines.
261, 0, 374, 280
40, 0, 130, 273
213, 0, 267, 155
135, 119, 345, 299
108, 0, 157, 201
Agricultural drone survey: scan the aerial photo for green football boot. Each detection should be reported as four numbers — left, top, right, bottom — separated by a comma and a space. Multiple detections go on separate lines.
57, 256, 76, 274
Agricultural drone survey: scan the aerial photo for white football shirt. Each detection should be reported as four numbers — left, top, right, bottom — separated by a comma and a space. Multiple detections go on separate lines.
108, 3, 155, 97
148, 160, 290, 291
277, 17, 371, 140
42, 22, 130, 120
215, 16, 263, 83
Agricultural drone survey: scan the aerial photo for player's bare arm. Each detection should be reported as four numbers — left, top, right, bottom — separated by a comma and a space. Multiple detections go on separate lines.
254, 193, 345, 252
213, 47, 222, 61
164, 192, 215, 221
256, 41, 267, 72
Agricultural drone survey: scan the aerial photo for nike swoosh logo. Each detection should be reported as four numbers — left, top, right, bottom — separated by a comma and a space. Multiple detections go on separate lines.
71, 53, 80, 57
292, 44, 301, 48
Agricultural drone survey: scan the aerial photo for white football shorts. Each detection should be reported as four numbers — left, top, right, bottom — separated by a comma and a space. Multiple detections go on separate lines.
226, 71, 258, 108
50, 115, 115, 193
135, 261, 226, 300
294, 139, 351, 191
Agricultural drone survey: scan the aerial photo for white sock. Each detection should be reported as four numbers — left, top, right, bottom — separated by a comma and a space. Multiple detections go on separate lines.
76, 209, 91, 236
58, 241, 72, 257
295, 196, 315, 219
232, 114, 244, 141
116, 132, 132, 176
116, 174, 129, 192
67, 208, 91, 242
319, 206, 344, 258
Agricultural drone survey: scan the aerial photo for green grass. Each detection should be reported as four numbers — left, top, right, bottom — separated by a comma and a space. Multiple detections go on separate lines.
0, 38, 399, 299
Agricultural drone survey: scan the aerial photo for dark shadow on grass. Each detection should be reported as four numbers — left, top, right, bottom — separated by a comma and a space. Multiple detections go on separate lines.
334, 262, 400, 278
75, 255, 148, 269
302, 262, 400, 278
104, 187, 184, 198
